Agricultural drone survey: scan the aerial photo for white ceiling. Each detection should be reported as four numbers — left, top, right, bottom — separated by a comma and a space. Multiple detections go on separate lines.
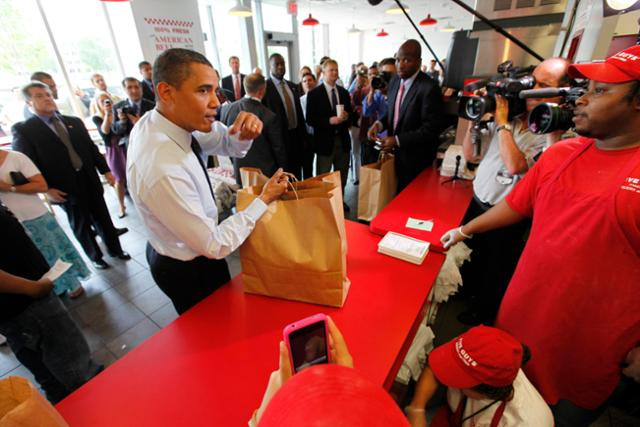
266, 0, 477, 34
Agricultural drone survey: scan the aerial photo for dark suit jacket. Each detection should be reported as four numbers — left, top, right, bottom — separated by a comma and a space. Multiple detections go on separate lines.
11, 115, 110, 198
141, 79, 156, 103
262, 78, 306, 174
220, 98, 286, 184
221, 74, 246, 102
381, 71, 443, 188
305, 83, 352, 156
111, 98, 155, 146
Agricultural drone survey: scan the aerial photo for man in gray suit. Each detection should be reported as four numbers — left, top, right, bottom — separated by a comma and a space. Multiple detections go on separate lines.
221, 73, 287, 185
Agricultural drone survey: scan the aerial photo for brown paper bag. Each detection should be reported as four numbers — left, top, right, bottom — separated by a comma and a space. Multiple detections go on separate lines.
236, 171, 350, 307
0, 377, 69, 427
357, 154, 398, 221
239, 167, 269, 189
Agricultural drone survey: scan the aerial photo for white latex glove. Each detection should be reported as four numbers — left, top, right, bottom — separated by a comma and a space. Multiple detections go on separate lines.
440, 227, 469, 249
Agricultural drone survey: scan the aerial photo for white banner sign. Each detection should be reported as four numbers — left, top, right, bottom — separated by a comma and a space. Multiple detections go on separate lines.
130, 0, 206, 62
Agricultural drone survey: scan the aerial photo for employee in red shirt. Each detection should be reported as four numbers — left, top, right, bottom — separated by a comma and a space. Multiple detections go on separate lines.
441, 45, 640, 426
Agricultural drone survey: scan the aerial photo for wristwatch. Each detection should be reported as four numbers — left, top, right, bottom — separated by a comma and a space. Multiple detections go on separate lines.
496, 123, 513, 133
9, 186, 16, 193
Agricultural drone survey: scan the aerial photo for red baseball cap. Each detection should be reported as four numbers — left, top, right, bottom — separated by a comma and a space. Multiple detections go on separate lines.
569, 45, 640, 83
258, 364, 409, 426
429, 326, 523, 389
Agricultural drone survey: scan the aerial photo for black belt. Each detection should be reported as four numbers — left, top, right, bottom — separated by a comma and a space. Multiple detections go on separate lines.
472, 193, 493, 212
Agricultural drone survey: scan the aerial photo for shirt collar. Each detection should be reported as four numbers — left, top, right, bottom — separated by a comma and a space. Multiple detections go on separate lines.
244, 95, 262, 103
401, 69, 420, 85
151, 109, 192, 152
271, 75, 283, 85
35, 111, 58, 124
323, 81, 337, 91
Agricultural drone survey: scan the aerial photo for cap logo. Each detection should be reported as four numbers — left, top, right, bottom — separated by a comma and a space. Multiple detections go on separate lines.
455, 338, 478, 367
612, 52, 639, 62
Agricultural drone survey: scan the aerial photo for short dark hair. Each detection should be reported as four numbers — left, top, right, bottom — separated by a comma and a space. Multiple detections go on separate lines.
22, 81, 50, 100
269, 53, 283, 63
379, 57, 395, 67
30, 71, 52, 82
153, 48, 212, 89
121, 77, 140, 87
244, 73, 266, 94
229, 56, 239, 63
302, 72, 316, 81
138, 61, 151, 69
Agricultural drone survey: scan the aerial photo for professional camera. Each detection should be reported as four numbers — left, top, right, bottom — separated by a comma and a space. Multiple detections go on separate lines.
458, 60, 535, 122
520, 85, 586, 134
120, 106, 132, 116
371, 71, 393, 90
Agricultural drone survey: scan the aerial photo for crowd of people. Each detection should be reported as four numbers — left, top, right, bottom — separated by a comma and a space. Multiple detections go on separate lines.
0, 34, 638, 427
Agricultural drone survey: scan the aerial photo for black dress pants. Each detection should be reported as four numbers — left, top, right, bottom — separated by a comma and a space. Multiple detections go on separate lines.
146, 243, 231, 315
459, 195, 530, 323
61, 169, 123, 261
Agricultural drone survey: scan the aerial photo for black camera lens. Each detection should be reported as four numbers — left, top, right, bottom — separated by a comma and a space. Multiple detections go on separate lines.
528, 103, 574, 134
464, 96, 495, 121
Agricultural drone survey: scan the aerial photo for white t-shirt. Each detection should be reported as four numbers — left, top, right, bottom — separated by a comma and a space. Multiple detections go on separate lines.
447, 370, 553, 427
0, 151, 48, 221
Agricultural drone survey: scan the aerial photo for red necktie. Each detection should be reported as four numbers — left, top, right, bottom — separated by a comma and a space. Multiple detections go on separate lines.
393, 81, 405, 132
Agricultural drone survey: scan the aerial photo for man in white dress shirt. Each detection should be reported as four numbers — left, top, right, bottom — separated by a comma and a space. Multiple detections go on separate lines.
128, 48, 288, 314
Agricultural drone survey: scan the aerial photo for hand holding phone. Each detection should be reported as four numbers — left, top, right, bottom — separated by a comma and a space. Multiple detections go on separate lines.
283, 313, 330, 374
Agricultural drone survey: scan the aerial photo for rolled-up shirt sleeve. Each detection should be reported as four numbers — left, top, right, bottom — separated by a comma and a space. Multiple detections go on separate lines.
194, 121, 253, 158
144, 173, 267, 259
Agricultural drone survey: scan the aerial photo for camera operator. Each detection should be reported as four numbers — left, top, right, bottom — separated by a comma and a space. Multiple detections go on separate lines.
457, 57, 570, 325
361, 58, 395, 165
440, 45, 640, 426
111, 78, 155, 149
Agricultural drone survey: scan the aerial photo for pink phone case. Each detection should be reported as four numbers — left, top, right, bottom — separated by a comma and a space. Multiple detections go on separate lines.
283, 313, 330, 373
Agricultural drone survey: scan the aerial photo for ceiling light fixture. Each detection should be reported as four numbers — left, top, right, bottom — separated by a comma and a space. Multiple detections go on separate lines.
228, 0, 252, 17
440, 22, 456, 33
347, 24, 361, 33
302, 13, 320, 26
419, 14, 438, 26
376, 28, 389, 37
605, 0, 638, 10
385, 2, 409, 14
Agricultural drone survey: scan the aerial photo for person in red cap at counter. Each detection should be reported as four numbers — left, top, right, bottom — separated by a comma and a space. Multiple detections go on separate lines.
406, 326, 552, 427
440, 45, 640, 426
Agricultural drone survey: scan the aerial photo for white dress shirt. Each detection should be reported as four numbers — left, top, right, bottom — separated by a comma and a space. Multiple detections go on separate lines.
127, 109, 267, 261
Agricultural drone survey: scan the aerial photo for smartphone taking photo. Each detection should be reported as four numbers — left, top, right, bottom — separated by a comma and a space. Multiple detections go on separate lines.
283, 313, 330, 374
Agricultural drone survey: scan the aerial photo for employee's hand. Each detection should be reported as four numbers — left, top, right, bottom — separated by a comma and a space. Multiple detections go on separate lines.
623, 346, 640, 383
250, 341, 293, 426
229, 111, 263, 141
259, 168, 288, 204
327, 316, 354, 368
27, 277, 54, 299
440, 226, 469, 250
47, 188, 68, 203
367, 121, 382, 141
494, 94, 509, 126
104, 172, 116, 187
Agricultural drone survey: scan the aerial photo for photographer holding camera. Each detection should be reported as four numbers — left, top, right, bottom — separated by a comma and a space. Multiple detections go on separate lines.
361, 57, 395, 165
441, 45, 640, 426
111, 77, 155, 149
456, 57, 570, 325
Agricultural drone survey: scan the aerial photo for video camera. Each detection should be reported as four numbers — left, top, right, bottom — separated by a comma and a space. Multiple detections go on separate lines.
371, 71, 393, 90
520, 84, 586, 134
458, 60, 535, 122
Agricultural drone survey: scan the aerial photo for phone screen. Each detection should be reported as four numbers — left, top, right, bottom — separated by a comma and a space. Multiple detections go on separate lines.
288, 321, 328, 373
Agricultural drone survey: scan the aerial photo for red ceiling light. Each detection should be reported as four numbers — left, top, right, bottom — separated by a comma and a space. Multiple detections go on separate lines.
419, 14, 438, 26
302, 13, 319, 26
376, 28, 389, 37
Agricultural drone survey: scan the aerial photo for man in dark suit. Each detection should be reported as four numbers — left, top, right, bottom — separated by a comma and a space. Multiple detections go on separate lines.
220, 73, 287, 185
263, 53, 307, 180
368, 39, 444, 191
138, 61, 156, 104
12, 82, 130, 270
111, 77, 155, 147
220, 56, 246, 102
306, 59, 352, 209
